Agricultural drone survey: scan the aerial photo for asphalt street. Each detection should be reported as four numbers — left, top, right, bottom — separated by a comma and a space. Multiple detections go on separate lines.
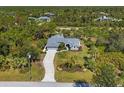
0, 82, 74, 87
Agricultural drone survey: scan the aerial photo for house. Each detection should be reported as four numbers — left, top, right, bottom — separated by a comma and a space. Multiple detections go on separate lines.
38, 16, 51, 22
28, 16, 51, 22
56, 27, 79, 31
100, 12, 109, 15
95, 16, 112, 21
44, 12, 55, 17
44, 34, 81, 51
95, 16, 122, 22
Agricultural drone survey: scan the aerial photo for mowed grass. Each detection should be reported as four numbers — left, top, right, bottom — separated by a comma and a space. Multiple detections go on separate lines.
54, 47, 93, 83
0, 63, 44, 81
55, 71, 93, 83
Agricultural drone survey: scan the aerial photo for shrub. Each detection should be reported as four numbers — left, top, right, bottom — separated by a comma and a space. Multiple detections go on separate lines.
93, 63, 117, 87
58, 62, 83, 72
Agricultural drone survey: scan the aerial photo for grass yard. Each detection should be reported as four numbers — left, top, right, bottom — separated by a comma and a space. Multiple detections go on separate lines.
55, 70, 93, 83
54, 47, 93, 83
0, 63, 44, 81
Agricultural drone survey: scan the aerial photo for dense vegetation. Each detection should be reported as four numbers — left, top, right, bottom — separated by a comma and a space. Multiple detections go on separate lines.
0, 7, 124, 85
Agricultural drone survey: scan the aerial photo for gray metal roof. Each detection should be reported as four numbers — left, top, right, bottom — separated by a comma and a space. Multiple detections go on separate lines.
38, 16, 50, 20
28, 16, 50, 21
46, 34, 80, 48
64, 38, 80, 47
96, 16, 112, 21
96, 16, 122, 22
44, 12, 55, 16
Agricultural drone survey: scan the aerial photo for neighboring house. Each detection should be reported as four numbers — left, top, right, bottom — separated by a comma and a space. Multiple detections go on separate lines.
28, 12, 54, 22
100, 12, 109, 15
95, 16, 122, 22
56, 27, 79, 31
38, 16, 51, 22
28, 17, 36, 20
44, 12, 55, 17
44, 34, 81, 51
28, 16, 51, 22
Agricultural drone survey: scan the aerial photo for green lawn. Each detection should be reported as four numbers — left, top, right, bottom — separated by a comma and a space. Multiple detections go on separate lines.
0, 63, 44, 81
54, 47, 93, 83
55, 70, 93, 83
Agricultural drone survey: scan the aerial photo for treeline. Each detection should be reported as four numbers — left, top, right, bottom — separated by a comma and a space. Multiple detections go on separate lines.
0, 7, 124, 27
0, 7, 124, 85
96, 30, 124, 52
0, 7, 57, 71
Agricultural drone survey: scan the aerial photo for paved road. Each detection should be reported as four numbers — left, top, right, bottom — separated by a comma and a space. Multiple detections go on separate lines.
0, 82, 74, 87
42, 49, 57, 82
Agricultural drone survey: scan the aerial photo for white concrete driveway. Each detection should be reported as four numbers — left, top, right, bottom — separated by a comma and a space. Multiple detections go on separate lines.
42, 49, 57, 82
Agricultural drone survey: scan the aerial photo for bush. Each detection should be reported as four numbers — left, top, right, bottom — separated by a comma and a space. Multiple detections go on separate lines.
58, 63, 83, 72
0, 39, 10, 56
0, 55, 10, 71
0, 55, 29, 72
96, 36, 107, 46
19, 45, 40, 61
58, 42, 66, 51
119, 61, 124, 71
93, 63, 117, 87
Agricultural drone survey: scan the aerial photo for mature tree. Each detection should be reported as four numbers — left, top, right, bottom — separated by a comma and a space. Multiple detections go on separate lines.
93, 63, 117, 87
105, 31, 124, 52
58, 42, 66, 51
0, 38, 10, 56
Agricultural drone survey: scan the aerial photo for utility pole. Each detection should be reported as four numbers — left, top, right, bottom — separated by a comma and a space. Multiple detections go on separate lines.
27, 53, 32, 80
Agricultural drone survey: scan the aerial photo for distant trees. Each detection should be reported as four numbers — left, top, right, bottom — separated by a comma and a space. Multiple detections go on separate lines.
33, 22, 56, 39
105, 31, 124, 52
0, 26, 8, 32
0, 6, 124, 84
96, 36, 107, 46
96, 31, 124, 53
0, 8, 55, 73
53, 7, 124, 27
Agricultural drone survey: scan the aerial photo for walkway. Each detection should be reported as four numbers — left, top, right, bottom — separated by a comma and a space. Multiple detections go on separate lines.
42, 49, 57, 82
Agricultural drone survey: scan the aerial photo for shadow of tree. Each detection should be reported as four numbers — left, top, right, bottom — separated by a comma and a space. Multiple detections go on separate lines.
73, 80, 90, 87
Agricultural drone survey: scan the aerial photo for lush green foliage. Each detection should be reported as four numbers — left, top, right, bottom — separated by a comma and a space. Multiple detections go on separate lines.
0, 7, 124, 84
93, 62, 117, 87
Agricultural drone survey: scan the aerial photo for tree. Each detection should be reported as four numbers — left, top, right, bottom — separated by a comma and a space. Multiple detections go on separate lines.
58, 42, 66, 51
84, 54, 95, 72
105, 31, 124, 52
96, 36, 107, 46
0, 38, 10, 56
93, 63, 117, 87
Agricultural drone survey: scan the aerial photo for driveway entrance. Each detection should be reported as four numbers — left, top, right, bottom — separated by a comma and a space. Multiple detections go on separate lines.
42, 49, 57, 82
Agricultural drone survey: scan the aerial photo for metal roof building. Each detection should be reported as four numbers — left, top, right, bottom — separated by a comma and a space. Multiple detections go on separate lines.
28, 16, 51, 22
95, 16, 122, 22
45, 34, 81, 50
44, 12, 55, 17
